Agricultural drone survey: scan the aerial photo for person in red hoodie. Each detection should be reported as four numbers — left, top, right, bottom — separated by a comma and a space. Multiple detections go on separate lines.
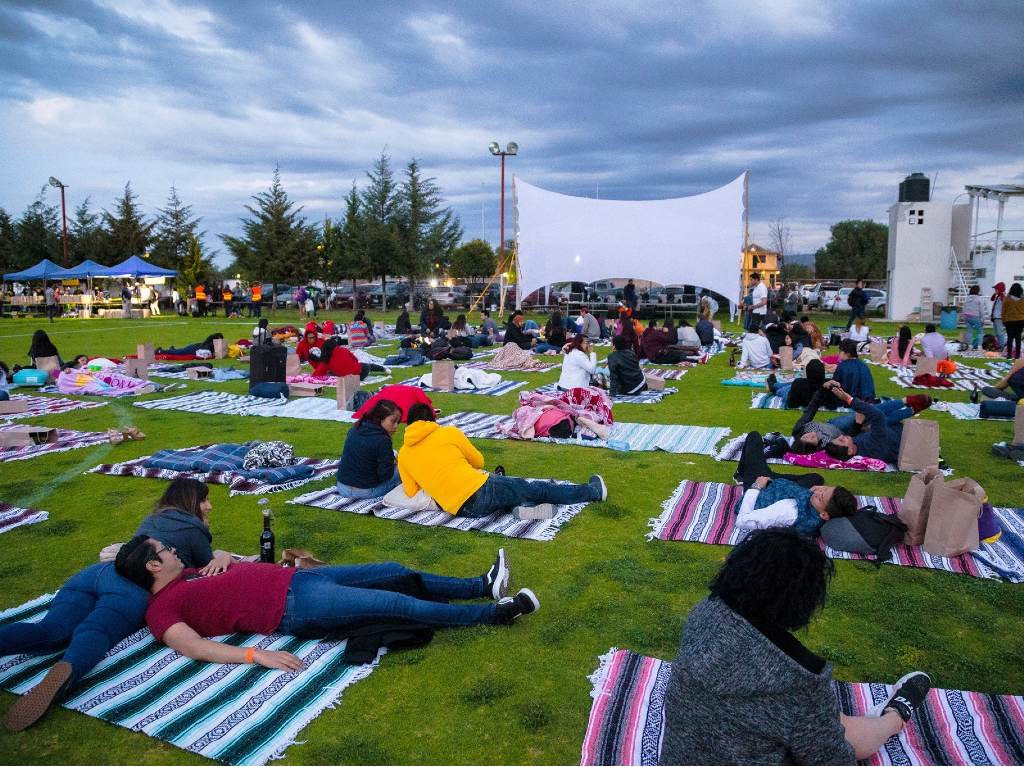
312, 338, 386, 380
296, 329, 325, 364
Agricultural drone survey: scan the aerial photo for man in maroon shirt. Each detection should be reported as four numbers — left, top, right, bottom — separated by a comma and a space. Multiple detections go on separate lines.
115, 536, 537, 670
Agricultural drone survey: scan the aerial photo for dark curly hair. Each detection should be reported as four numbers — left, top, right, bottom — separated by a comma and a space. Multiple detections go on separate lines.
709, 528, 834, 631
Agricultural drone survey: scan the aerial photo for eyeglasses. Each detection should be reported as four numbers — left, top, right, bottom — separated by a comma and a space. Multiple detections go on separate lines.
148, 544, 175, 562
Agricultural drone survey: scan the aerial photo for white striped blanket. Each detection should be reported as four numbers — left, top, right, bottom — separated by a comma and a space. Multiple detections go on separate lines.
89, 448, 340, 495
0, 503, 49, 534
0, 426, 109, 463
989, 361, 1013, 374
582, 648, 1024, 766
889, 375, 977, 392
636, 367, 689, 380
439, 411, 730, 455
461, 360, 560, 373
749, 392, 850, 411
397, 376, 527, 396
288, 486, 588, 541
0, 594, 380, 766
534, 383, 678, 405
0, 394, 108, 420
134, 391, 357, 423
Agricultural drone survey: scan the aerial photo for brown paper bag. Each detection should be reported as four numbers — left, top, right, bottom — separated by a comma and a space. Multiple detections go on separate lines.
124, 358, 149, 380
431, 360, 455, 391
336, 374, 361, 410
1015, 403, 1024, 445
712, 320, 722, 331
285, 352, 301, 378
778, 346, 794, 370
0, 399, 29, 415
0, 425, 58, 447
914, 356, 938, 377
869, 339, 887, 363
186, 366, 213, 379
897, 418, 940, 471
136, 343, 155, 362
212, 338, 227, 359
643, 372, 666, 390
923, 478, 983, 557
288, 382, 323, 397
897, 466, 944, 545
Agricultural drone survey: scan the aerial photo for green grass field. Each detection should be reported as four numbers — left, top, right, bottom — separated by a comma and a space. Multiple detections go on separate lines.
0, 309, 1021, 765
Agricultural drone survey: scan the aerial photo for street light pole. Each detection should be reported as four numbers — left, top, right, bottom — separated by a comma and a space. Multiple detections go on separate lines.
488, 141, 518, 313
48, 176, 69, 266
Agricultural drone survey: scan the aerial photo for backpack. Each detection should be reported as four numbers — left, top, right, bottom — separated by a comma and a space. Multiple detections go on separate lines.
426, 338, 451, 360
820, 505, 907, 565
449, 345, 472, 360
982, 334, 1000, 351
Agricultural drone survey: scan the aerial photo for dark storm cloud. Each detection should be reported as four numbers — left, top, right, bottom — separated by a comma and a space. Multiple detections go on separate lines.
1, 0, 1021, 263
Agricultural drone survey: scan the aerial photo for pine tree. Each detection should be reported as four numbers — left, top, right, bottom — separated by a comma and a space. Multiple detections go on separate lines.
99, 183, 154, 265
221, 166, 319, 302
16, 192, 62, 266
69, 197, 103, 262
178, 235, 212, 288
151, 185, 202, 269
334, 183, 368, 291
396, 159, 462, 286
0, 207, 21, 273
361, 151, 401, 293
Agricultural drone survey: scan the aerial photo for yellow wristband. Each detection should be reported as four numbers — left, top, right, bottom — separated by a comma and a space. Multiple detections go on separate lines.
245, 647, 255, 664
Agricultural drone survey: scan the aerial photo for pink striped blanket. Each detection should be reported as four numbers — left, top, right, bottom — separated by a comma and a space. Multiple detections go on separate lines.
0, 426, 109, 463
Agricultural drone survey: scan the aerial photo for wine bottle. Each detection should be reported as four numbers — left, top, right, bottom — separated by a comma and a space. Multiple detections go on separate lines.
258, 498, 275, 564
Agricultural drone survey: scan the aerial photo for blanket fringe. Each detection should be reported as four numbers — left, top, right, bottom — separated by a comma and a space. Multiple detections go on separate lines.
586, 647, 620, 700
646, 481, 687, 541
0, 591, 57, 620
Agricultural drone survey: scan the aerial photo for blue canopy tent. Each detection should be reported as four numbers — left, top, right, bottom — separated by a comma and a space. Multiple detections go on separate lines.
51, 259, 110, 279
100, 255, 176, 278
3, 258, 68, 281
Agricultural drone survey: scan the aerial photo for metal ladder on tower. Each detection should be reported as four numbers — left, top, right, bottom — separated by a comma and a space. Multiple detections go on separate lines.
948, 246, 978, 310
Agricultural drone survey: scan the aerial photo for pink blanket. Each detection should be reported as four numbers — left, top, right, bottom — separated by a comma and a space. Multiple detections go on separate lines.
783, 450, 887, 472
498, 386, 614, 440
56, 369, 155, 397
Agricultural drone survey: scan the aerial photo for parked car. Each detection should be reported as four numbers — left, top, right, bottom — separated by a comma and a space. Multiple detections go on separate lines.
587, 280, 622, 303
811, 282, 842, 308
827, 287, 887, 315
261, 284, 295, 309
431, 285, 467, 309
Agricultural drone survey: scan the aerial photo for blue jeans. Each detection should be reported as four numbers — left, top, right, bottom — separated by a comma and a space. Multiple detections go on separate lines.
829, 398, 911, 435
534, 342, 560, 353
993, 319, 1006, 349
0, 563, 148, 685
773, 382, 793, 403
277, 563, 494, 634
336, 467, 401, 499
384, 352, 427, 366
965, 317, 984, 349
459, 475, 600, 518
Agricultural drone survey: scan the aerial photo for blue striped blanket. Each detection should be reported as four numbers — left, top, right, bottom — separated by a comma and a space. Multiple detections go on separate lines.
0, 594, 380, 765
134, 391, 357, 422
143, 443, 313, 484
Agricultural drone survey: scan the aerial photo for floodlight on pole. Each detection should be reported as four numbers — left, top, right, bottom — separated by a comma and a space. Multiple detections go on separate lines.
488, 139, 518, 292
48, 176, 70, 266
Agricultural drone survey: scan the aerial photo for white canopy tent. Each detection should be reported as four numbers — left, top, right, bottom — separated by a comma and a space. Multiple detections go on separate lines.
514, 173, 747, 309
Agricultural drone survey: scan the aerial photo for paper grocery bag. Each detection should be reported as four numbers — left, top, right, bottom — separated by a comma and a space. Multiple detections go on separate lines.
897, 466, 943, 545
212, 338, 227, 359
136, 343, 155, 363
431, 360, 455, 391
897, 418, 939, 472
869, 339, 887, 363
285, 352, 301, 378
1015, 403, 1024, 445
0, 399, 29, 415
336, 374, 360, 410
124, 358, 149, 380
643, 372, 666, 390
915, 356, 938, 377
923, 478, 983, 557
0, 425, 58, 447
778, 346, 794, 370
288, 382, 323, 397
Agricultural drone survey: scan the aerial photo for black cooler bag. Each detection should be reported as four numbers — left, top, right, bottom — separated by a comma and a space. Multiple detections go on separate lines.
249, 344, 287, 386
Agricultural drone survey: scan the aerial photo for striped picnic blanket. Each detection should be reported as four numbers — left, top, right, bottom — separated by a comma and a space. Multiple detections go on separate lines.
134, 391, 357, 423
0, 394, 108, 420
635, 367, 690, 380
89, 445, 340, 495
889, 375, 976, 392
874, 363, 999, 381
534, 383, 677, 405
0, 503, 48, 534
286, 373, 391, 387
989, 361, 1013, 374
750, 392, 850, 411
0, 594, 379, 766
714, 433, 901, 472
397, 376, 526, 396
648, 480, 1024, 582
439, 412, 730, 455
289, 486, 588, 541
0, 426, 109, 463
461, 360, 560, 373
581, 648, 1024, 766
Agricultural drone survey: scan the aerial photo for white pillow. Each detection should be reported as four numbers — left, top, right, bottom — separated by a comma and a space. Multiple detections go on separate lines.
382, 484, 441, 512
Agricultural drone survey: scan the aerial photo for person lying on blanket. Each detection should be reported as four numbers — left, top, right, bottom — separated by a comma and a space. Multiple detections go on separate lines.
56, 363, 157, 397
822, 382, 933, 464
155, 333, 223, 357
397, 403, 608, 517
313, 337, 385, 380
732, 431, 857, 536
115, 536, 539, 671
659, 528, 932, 766
336, 398, 403, 499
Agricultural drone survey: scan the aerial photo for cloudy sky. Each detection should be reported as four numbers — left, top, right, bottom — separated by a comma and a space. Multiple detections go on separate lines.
2, 0, 1022, 266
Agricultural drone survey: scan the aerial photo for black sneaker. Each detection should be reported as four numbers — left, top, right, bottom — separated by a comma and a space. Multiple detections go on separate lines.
494, 588, 540, 624
482, 548, 509, 600
588, 474, 608, 501
874, 671, 932, 722
493, 465, 506, 476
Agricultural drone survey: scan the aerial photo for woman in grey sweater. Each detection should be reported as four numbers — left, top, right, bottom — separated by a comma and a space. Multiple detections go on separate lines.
660, 529, 931, 765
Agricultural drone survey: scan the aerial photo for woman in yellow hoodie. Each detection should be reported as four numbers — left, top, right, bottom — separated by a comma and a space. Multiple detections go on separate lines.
397, 404, 608, 517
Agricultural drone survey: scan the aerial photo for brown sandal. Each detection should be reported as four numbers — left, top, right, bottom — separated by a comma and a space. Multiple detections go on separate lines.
4, 660, 73, 731
123, 427, 146, 440
106, 428, 124, 444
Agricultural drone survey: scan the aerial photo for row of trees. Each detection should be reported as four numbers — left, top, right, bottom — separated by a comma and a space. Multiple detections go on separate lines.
767, 217, 890, 281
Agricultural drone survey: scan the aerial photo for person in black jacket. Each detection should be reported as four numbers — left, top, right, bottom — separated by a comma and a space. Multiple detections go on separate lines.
335, 399, 403, 498
395, 307, 413, 335
607, 334, 647, 395
846, 279, 868, 330
503, 311, 536, 350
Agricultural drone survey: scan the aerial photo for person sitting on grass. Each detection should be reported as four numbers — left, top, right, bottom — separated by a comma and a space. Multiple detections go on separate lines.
348, 310, 375, 348
557, 335, 599, 390
335, 398, 403, 499
974, 358, 1024, 403
114, 536, 540, 672
503, 310, 537, 350
607, 334, 647, 396
766, 358, 829, 409
296, 328, 325, 364
739, 328, 773, 369
833, 339, 876, 402
819, 382, 933, 464
27, 329, 64, 374
920, 323, 949, 360
397, 403, 607, 518
889, 325, 916, 366
535, 310, 568, 353
659, 528, 932, 766
395, 306, 413, 335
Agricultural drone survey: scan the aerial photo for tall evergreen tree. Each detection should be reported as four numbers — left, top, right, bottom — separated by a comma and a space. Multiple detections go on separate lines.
221, 166, 319, 299
178, 235, 212, 288
333, 182, 368, 291
16, 192, 62, 266
360, 150, 401, 292
69, 197, 103, 262
0, 207, 22, 272
151, 185, 202, 269
396, 159, 462, 286
99, 183, 154, 265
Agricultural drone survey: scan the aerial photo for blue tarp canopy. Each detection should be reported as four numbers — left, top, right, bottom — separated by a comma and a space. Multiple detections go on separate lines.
100, 255, 176, 278
3, 258, 68, 281
50, 259, 110, 279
